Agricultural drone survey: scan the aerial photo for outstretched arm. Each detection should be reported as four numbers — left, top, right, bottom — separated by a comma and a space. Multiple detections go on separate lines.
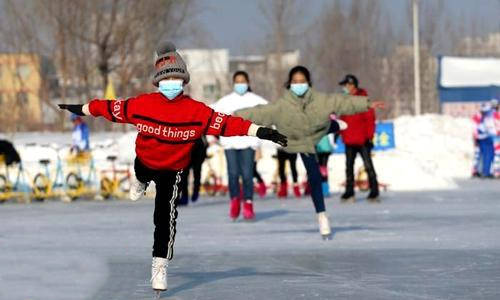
59, 98, 134, 124
58, 104, 87, 116
204, 108, 287, 147
233, 102, 279, 127
325, 93, 385, 116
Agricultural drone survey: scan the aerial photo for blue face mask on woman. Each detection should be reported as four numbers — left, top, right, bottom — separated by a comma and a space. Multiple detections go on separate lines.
159, 80, 184, 100
290, 83, 309, 97
234, 83, 248, 95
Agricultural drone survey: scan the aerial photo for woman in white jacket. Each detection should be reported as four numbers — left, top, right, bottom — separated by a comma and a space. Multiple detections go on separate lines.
211, 71, 268, 221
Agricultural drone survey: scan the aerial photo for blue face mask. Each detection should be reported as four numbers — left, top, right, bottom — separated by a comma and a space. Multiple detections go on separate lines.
290, 83, 309, 97
159, 80, 184, 100
234, 83, 248, 95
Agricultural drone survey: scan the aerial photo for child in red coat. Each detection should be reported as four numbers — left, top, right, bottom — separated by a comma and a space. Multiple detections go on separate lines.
59, 42, 287, 294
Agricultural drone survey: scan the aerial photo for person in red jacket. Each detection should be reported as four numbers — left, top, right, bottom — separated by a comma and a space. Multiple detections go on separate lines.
58, 41, 287, 294
338, 74, 379, 203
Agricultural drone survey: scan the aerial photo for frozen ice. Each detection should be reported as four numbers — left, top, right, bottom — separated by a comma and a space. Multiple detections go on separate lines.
0, 178, 499, 300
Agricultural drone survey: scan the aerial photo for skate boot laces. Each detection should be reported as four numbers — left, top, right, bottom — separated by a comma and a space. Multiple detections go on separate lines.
151, 258, 167, 283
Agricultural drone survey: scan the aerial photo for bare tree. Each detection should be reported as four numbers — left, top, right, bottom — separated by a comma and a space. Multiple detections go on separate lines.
259, 0, 302, 101
0, 0, 199, 132
310, 1, 385, 98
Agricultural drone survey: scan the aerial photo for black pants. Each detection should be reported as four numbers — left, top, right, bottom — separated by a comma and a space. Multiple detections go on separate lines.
277, 149, 298, 183
345, 144, 379, 194
180, 140, 207, 204
134, 158, 181, 260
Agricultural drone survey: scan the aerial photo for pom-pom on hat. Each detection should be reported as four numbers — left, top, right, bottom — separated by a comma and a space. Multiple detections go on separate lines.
152, 41, 190, 86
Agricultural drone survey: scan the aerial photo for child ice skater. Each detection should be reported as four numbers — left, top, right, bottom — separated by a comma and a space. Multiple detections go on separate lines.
58, 42, 287, 294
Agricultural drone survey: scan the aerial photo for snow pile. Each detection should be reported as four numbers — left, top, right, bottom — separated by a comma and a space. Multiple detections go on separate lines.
326, 114, 475, 191
1, 114, 475, 191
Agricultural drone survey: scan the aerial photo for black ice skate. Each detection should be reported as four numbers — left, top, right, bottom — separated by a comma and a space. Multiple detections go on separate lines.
341, 190, 355, 203
367, 190, 380, 203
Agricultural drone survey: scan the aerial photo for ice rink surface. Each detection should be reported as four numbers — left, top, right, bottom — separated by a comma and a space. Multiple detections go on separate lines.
1, 179, 499, 300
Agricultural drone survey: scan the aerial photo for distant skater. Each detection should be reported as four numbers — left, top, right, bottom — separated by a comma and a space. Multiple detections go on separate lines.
237, 65, 385, 239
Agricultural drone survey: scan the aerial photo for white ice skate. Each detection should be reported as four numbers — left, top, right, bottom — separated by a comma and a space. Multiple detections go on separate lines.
129, 179, 146, 201
317, 212, 332, 240
151, 257, 168, 294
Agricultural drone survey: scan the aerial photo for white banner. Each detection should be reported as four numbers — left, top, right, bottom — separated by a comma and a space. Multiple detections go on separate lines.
440, 56, 500, 88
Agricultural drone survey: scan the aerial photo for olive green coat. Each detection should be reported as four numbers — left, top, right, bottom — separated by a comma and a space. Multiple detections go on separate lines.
236, 88, 371, 153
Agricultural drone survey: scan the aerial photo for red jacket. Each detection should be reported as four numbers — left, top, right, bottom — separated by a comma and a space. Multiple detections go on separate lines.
89, 93, 252, 170
340, 88, 376, 146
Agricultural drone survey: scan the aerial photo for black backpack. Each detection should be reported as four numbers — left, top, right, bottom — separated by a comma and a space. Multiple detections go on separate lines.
0, 140, 21, 166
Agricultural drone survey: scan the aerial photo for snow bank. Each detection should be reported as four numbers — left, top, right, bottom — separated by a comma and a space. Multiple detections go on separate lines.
1, 114, 475, 191
326, 114, 475, 191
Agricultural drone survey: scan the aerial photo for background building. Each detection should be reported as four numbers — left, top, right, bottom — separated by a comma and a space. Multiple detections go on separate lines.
179, 49, 230, 104
438, 56, 500, 117
0, 53, 42, 131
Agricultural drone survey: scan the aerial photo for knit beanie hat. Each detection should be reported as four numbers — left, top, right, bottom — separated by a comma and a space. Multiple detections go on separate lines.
152, 41, 190, 87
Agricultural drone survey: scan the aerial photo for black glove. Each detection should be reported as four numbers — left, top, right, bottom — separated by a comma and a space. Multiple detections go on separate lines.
58, 104, 85, 116
256, 127, 288, 147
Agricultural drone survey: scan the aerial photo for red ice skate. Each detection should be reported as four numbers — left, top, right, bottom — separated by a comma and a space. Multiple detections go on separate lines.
293, 183, 301, 198
242, 200, 255, 220
229, 197, 241, 220
303, 181, 311, 196
277, 182, 288, 198
257, 182, 267, 198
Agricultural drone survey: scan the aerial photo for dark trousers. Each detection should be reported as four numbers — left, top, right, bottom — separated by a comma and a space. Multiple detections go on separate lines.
345, 144, 379, 194
134, 158, 181, 260
225, 148, 255, 200
277, 149, 298, 183
180, 140, 207, 204
300, 153, 326, 213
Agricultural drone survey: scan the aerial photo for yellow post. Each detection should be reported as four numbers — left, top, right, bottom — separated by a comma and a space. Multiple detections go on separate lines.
104, 79, 116, 100
104, 78, 117, 130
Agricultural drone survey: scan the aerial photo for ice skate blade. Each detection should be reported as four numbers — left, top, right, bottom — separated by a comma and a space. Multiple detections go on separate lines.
153, 289, 164, 299
341, 197, 355, 204
321, 234, 332, 241
367, 197, 381, 203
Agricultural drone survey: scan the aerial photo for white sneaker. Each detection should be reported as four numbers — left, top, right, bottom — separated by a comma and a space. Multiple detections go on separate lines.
151, 257, 168, 291
317, 212, 332, 239
130, 179, 147, 201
